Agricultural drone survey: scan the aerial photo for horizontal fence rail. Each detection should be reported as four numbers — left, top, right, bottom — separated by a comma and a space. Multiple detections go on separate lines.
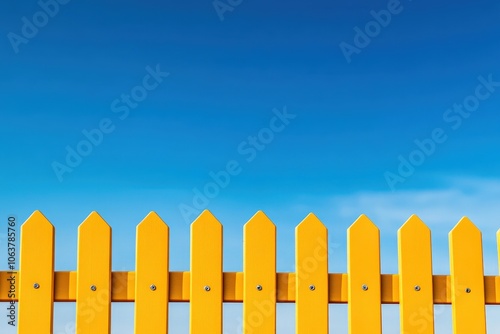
0, 210, 498, 333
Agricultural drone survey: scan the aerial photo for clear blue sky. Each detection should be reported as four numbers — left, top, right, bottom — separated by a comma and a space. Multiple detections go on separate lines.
1, 0, 500, 332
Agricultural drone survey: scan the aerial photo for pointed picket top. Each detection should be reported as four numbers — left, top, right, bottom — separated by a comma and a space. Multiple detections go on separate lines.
137, 211, 167, 230
397, 214, 432, 253
348, 214, 379, 234
244, 210, 275, 230
78, 211, 111, 233
23, 210, 53, 228
398, 214, 430, 234
21, 210, 55, 243
243, 210, 276, 271
398, 215, 434, 334
296, 212, 327, 233
449, 216, 486, 333
191, 209, 221, 228
21, 210, 54, 243
449, 216, 481, 239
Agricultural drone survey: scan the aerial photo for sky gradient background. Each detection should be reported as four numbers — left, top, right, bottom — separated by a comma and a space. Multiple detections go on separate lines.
1, 0, 500, 332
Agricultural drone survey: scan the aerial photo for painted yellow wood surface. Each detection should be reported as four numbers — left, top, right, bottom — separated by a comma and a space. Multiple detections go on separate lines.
134, 212, 169, 333
398, 215, 434, 334
347, 214, 381, 334
295, 213, 329, 333
75, 212, 112, 334
449, 217, 486, 333
190, 210, 223, 333
497, 229, 500, 303
243, 211, 276, 333
17, 211, 54, 334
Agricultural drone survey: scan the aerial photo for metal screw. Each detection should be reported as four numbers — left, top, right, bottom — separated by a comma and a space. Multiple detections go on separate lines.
90, 285, 97, 291
414, 285, 421, 292
204, 285, 211, 292
256, 285, 263, 291
362, 284, 368, 291
465, 288, 471, 293
33, 283, 40, 289
150, 284, 157, 291
309, 285, 315, 291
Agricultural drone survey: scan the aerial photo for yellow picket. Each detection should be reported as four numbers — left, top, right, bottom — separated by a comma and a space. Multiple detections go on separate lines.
397, 215, 434, 334
17, 211, 54, 334
497, 229, 500, 304
75, 212, 112, 334
190, 210, 223, 333
134, 212, 169, 333
498, 227, 500, 283
347, 214, 381, 334
243, 211, 276, 334
495, 229, 500, 300
449, 217, 486, 333
295, 213, 328, 333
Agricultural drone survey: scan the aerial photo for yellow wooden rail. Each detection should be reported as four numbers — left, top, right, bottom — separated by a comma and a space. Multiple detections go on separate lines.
4, 271, 500, 304
1, 210, 499, 333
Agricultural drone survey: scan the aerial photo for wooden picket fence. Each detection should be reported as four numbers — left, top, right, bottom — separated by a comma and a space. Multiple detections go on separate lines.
0, 209, 498, 333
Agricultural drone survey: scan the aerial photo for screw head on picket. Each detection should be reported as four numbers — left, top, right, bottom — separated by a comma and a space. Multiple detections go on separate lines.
362, 284, 368, 291
204, 285, 211, 292
465, 288, 471, 293
256, 285, 263, 291
33, 283, 40, 289
309, 285, 315, 291
90, 285, 97, 291
414, 285, 421, 291
150, 284, 157, 291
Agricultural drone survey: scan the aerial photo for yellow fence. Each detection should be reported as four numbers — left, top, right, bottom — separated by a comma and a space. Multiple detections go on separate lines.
0, 210, 498, 333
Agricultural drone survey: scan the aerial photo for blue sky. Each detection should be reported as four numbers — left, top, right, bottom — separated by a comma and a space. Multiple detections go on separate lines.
1, 0, 500, 332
